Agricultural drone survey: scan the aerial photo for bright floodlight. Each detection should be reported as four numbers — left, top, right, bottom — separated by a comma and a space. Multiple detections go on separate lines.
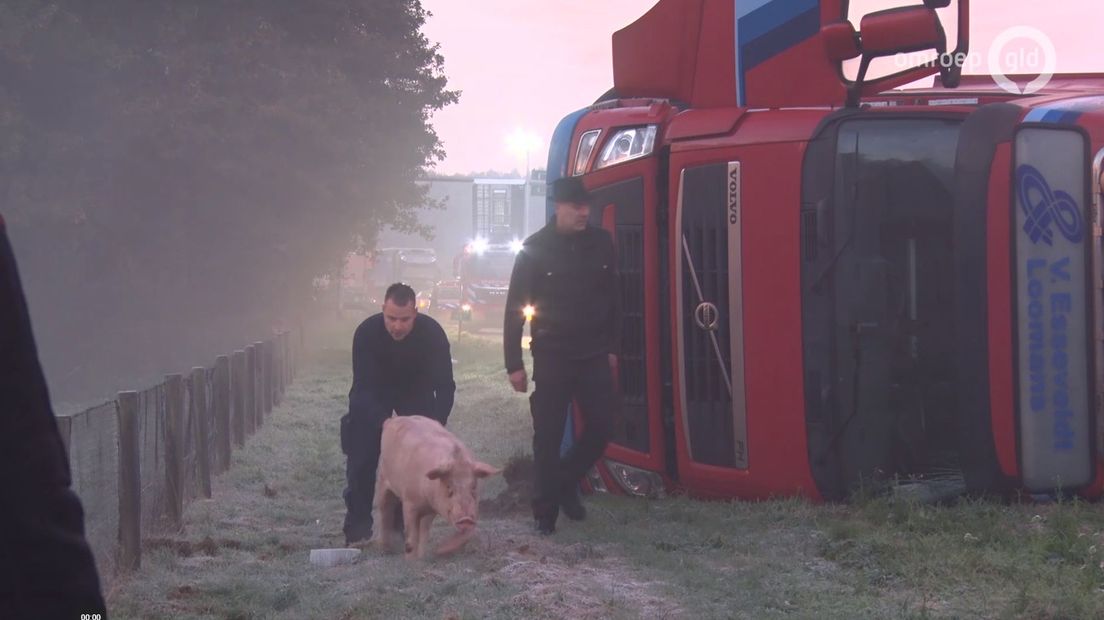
510, 239, 524, 254
506, 128, 543, 158
470, 237, 489, 255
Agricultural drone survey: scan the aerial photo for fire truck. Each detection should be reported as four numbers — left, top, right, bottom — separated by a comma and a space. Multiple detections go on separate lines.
454, 238, 523, 327
552, 0, 1104, 502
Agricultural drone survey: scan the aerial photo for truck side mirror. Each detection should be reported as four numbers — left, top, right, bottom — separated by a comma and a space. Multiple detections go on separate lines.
845, 6, 949, 106
858, 7, 945, 57
822, 21, 860, 62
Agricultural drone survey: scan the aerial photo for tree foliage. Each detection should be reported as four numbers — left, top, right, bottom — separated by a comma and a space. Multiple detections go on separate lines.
0, 0, 457, 402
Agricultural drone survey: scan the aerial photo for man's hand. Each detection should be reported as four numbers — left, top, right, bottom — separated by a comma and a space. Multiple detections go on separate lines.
508, 369, 528, 393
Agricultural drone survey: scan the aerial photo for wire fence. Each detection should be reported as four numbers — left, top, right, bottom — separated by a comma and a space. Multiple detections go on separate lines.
55, 329, 300, 589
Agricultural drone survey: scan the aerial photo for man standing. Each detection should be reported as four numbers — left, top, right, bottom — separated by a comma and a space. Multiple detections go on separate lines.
504, 175, 620, 535
341, 282, 455, 546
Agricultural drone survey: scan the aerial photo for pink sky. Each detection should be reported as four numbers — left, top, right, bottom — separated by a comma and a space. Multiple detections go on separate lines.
421, 0, 1101, 176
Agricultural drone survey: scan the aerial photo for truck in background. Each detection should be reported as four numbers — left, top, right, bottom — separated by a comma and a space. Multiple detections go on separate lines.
453, 238, 522, 328
337, 251, 376, 313
339, 247, 441, 314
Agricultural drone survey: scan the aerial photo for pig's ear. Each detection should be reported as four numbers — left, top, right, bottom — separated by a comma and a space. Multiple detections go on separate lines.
473, 462, 501, 479
426, 463, 452, 480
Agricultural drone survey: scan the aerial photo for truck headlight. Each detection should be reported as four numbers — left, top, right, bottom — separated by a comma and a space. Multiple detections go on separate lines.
573, 129, 601, 176
586, 466, 609, 494
605, 459, 665, 498
593, 125, 657, 170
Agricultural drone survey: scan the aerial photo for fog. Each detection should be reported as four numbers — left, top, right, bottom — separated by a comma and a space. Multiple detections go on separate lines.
0, 1, 464, 411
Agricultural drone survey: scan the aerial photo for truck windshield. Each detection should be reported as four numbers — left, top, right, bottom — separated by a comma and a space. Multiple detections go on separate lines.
802, 117, 962, 496
465, 252, 515, 281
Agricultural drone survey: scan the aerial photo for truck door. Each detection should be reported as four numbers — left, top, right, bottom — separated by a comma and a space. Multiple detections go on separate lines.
587, 168, 667, 485
560, 104, 677, 495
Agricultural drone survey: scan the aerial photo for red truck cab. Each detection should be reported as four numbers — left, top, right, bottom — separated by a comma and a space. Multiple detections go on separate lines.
547, 0, 1104, 501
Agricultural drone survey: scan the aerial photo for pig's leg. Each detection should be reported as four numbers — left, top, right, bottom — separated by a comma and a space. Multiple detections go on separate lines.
373, 488, 400, 553
414, 513, 436, 559
369, 480, 387, 548
435, 523, 475, 556
402, 502, 424, 559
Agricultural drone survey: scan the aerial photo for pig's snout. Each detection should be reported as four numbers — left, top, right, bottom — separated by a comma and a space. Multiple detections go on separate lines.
455, 517, 476, 528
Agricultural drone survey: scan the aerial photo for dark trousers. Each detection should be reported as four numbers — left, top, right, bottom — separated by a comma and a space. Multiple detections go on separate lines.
530, 353, 616, 520
341, 406, 439, 543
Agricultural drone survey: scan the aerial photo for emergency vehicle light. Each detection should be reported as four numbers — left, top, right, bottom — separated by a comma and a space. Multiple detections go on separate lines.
574, 129, 601, 176
469, 237, 489, 255
594, 125, 657, 171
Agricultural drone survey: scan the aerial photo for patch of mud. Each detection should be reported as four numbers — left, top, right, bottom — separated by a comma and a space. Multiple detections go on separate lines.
481, 454, 535, 517
472, 524, 685, 619
145, 536, 220, 557
144, 535, 245, 557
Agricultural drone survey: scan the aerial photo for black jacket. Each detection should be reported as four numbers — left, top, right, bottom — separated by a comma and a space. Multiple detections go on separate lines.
1, 215, 107, 618
504, 222, 622, 372
348, 313, 455, 425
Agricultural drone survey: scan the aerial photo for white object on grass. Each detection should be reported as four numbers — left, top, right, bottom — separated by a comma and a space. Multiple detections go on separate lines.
309, 548, 361, 567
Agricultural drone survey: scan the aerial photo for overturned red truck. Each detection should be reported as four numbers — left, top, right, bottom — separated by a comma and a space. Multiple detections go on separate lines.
546, 0, 1104, 501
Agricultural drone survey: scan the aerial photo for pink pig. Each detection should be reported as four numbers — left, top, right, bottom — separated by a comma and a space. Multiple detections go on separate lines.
372, 415, 500, 559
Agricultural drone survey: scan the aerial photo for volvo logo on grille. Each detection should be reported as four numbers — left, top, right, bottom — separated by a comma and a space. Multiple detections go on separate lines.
694, 302, 719, 331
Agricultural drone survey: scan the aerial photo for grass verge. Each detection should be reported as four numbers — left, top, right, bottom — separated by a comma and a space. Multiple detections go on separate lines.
107, 319, 1104, 619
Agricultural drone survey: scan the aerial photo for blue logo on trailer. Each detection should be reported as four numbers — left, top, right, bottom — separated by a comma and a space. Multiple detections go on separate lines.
1016, 164, 1084, 246
1012, 126, 1092, 489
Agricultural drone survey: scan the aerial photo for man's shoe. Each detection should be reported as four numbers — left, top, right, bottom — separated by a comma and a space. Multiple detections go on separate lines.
343, 523, 373, 548
347, 537, 374, 550
560, 486, 586, 521
344, 534, 371, 548
534, 516, 556, 535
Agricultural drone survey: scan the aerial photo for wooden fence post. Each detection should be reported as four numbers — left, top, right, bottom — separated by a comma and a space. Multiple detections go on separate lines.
191, 367, 212, 499
298, 322, 305, 376
214, 355, 231, 473
256, 340, 271, 420
287, 329, 295, 382
270, 337, 279, 408
274, 333, 284, 406
55, 414, 72, 457
165, 374, 185, 530
245, 346, 257, 435
269, 338, 279, 408
116, 391, 141, 572
231, 351, 246, 447
282, 331, 289, 387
